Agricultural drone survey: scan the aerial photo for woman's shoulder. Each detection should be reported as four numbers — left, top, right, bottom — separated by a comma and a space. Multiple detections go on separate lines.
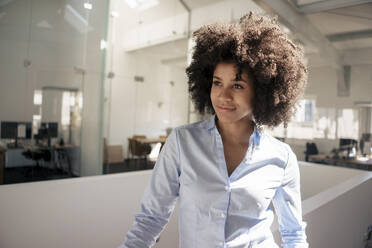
173, 117, 213, 132
170, 118, 213, 142
260, 131, 292, 156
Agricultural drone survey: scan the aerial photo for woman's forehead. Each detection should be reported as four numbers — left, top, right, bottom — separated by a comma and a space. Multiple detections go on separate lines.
213, 62, 252, 82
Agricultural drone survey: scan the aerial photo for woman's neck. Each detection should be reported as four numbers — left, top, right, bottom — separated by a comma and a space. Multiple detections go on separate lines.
216, 115, 254, 145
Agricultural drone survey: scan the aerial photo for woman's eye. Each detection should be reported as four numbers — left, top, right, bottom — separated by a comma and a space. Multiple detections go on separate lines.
233, 84, 244, 89
213, 81, 221, 86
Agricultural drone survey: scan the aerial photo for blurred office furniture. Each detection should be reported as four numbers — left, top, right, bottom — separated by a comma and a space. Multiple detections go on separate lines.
360, 133, 372, 156
136, 137, 167, 146
308, 137, 372, 171
1, 121, 32, 148
53, 144, 73, 176
339, 138, 358, 159
127, 136, 152, 168
304, 142, 319, 162
132, 135, 146, 140
0, 147, 5, 184
339, 138, 357, 148
34, 122, 58, 147
3, 143, 74, 180
308, 153, 372, 171
103, 138, 124, 164
107, 145, 124, 164
22, 148, 52, 178
5, 148, 36, 167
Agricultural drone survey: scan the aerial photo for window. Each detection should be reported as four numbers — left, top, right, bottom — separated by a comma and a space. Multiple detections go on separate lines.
337, 108, 359, 139
294, 99, 315, 122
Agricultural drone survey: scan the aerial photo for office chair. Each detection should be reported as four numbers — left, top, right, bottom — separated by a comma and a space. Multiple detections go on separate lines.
127, 138, 152, 169
22, 149, 51, 178
304, 142, 319, 162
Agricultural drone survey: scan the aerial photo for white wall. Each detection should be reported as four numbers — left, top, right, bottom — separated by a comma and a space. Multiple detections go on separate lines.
0, 163, 370, 248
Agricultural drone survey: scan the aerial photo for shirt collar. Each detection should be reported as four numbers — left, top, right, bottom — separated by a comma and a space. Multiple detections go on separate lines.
205, 114, 262, 147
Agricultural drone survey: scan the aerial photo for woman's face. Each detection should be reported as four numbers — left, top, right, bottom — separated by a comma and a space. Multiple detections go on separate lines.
210, 62, 255, 124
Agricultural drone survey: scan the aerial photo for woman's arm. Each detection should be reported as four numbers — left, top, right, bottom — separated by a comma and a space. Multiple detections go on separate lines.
272, 145, 309, 248
118, 128, 181, 248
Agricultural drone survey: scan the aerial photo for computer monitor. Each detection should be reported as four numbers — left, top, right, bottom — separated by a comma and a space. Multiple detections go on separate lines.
48, 122, 58, 138
339, 138, 357, 149
40, 122, 58, 138
1, 122, 18, 139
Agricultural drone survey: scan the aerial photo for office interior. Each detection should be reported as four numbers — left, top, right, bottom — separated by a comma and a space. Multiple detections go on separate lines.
0, 0, 371, 248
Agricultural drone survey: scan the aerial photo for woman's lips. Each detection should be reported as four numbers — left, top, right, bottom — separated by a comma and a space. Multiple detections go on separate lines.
217, 105, 236, 112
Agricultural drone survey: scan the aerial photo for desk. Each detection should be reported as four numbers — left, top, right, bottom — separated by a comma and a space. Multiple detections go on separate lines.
135, 137, 167, 145
308, 154, 372, 171
127, 137, 168, 161
0, 148, 5, 184
5, 148, 36, 167
12, 144, 75, 176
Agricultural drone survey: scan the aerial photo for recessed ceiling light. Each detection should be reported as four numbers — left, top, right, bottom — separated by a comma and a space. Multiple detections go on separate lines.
124, 0, 159, 11
84, 2, 93, 10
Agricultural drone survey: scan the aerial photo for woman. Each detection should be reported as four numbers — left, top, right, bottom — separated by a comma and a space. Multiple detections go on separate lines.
119, 12, 309, 248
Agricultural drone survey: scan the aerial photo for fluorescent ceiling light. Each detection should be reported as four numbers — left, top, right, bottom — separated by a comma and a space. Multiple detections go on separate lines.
124, 0, 159, 11
83, 2, 93, 10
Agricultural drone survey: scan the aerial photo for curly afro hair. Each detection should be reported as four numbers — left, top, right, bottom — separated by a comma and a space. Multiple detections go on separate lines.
186, 12, 308, 128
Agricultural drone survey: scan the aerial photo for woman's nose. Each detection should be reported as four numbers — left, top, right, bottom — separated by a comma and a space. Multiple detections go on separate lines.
218, 87, 233, 101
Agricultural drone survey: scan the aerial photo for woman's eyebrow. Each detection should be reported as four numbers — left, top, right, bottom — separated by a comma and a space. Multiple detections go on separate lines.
213, 75, 247, 83
233, 78, 248, 83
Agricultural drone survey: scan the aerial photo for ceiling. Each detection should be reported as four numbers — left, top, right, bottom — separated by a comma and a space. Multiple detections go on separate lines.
182, 0, 225, 9
132, 0, 372, 68
292, 0, 372, 51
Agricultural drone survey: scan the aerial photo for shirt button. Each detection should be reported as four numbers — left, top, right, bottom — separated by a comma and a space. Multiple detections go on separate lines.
221, 213, 225, 218
219, 241, 224, 246
225, 186, 229, 191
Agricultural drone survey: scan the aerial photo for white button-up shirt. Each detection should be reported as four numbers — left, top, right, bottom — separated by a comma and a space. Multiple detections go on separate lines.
119, 114, 309, 248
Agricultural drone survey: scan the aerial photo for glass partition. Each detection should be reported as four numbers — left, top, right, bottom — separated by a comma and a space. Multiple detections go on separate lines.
2, 0, 371, 185
0, 0, 110, 185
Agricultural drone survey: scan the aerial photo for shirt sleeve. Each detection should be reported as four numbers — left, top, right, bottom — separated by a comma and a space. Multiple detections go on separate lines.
272, 145, 309, 248
118, 128, 181, 248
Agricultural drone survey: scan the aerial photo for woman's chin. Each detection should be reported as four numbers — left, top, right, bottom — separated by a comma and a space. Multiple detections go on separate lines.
215, 111, 253, 124
216, 112, 238, 122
